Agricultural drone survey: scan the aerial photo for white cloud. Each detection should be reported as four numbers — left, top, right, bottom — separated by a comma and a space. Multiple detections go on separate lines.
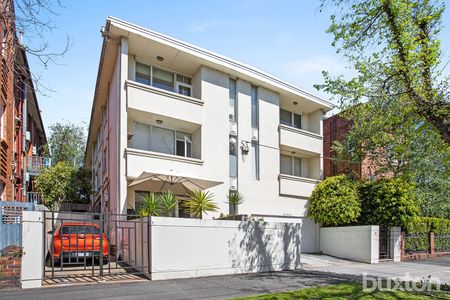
187, 20, 234, 33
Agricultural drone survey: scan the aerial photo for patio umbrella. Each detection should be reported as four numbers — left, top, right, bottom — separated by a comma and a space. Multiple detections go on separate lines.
128, 170, 223, 195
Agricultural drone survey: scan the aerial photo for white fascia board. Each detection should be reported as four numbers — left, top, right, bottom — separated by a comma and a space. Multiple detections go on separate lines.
106, 16, 333, 110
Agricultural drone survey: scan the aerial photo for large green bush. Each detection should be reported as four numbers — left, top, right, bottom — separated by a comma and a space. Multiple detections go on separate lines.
307, 175, 360, 227
358, 177, 418, 228
404, 217, 450, 253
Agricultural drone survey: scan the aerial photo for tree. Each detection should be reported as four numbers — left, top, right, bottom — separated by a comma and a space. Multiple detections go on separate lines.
35, 161, 91, 209
358, 177, 419, 227
184, 190, 218, 219
44, 122, 86, 165
317, 0, 450, 217
307, 175, 360, 226
318, 0, 450, 145
1, 0, 70, 94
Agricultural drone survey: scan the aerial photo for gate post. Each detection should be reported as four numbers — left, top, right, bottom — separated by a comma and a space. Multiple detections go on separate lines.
389, 227, 401, 262
21, 211, 44, 289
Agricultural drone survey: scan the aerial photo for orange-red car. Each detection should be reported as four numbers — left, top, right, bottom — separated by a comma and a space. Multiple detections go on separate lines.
46, 222, 109, 266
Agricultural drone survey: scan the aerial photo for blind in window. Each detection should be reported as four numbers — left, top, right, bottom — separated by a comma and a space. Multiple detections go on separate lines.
134, 123, 150, 151
151, 126, 175, 155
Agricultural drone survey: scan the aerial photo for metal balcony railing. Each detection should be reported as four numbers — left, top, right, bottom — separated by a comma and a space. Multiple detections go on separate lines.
27, 192, 42, 204
28, 156, 52, 175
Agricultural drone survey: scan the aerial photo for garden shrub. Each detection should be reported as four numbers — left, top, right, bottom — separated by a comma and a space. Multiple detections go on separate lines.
406, 217, 450, 252
307, 175, 360, 227
358, 177, 418, 228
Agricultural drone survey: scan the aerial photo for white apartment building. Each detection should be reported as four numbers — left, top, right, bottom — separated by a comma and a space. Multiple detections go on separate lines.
85, 17, 332, 219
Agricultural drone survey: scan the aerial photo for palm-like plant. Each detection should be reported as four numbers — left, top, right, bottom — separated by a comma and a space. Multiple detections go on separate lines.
227, 192, 244, 217
184, 190, 218, 219
137, 193, 161, 217
159, 191, 178, 217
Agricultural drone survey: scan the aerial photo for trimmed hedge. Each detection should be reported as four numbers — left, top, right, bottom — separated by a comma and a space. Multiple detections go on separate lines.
405, 217, 450, 253
307, 175, 360, 227
358, 177, 418, 228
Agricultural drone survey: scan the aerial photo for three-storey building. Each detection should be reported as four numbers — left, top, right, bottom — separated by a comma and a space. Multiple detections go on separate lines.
85, 17, 332, 218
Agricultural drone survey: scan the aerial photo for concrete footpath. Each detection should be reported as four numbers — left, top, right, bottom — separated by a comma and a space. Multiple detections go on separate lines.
0, 255, 449, 300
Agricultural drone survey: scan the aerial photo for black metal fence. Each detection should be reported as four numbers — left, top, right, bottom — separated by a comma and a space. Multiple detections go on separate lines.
435, 234, 450, 252
404, 233, 430, 254
43, 211, 150, 282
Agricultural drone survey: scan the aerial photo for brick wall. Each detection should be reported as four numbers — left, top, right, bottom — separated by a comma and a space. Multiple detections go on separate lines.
0, 245, 22, 289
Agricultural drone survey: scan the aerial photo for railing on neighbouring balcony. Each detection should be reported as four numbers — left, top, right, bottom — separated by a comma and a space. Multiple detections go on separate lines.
27, 192, 42, 204
28, 156, 52, 175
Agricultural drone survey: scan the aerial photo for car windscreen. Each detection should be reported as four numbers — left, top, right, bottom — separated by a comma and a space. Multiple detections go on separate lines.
60, 225, 100, 234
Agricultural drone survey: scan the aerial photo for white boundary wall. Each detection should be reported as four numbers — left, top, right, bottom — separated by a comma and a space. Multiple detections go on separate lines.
147, 217, 319, 280
320, 225, 379, 264
21, 211, 44, 289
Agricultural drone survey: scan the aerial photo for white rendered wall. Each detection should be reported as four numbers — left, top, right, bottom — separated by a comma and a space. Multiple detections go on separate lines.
320, 225, 380, 264
148, 217, 313, 280
21, 211, 44, 289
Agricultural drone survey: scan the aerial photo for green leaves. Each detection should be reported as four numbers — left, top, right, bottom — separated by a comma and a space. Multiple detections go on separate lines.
307, 175, 360, 227
184, 190, 218, 219
35, 162, 92, 209
45, 122, 86, 166
359, 177, 419, 227
137, 193, 161, 217
319, 0, 450, 144
136, 191, 178, 217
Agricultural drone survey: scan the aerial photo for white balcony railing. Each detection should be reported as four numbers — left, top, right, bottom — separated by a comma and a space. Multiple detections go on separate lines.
279, 124, 322, 154
279, 174, 320, 198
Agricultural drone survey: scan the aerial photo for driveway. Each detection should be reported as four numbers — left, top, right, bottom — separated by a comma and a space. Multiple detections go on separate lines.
300, 254, 450, 285
0, 255, 448, 300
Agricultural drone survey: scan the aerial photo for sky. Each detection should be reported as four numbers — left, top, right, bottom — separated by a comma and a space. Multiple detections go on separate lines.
23, 0, 450, 133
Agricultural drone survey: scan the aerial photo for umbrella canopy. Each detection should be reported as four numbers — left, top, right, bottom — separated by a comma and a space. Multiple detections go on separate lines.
128, 170, 223, 195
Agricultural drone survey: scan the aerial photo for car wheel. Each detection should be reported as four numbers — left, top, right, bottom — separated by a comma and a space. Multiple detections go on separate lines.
45, 253, 58, 267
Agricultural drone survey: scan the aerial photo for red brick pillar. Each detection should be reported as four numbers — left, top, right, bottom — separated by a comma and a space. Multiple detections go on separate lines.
401, 232, 406, 260
429, 232, 435, 256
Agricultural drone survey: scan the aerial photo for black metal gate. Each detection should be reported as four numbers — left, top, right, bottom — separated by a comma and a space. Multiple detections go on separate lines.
43, 211, 150, 284
379, 226, 391, 259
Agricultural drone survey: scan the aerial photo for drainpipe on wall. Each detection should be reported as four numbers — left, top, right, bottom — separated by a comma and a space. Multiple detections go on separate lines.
22, 82, 27, 201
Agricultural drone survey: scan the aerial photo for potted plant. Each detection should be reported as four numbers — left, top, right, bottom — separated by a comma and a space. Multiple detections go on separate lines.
227, 192, 244, 219
184, 190, 218, 219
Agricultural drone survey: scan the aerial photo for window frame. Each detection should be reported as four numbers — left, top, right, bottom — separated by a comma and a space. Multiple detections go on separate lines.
280, 154, 302, 177
134, 61, 193, 97
133, 121, 193, 158
280, 109, 302, 129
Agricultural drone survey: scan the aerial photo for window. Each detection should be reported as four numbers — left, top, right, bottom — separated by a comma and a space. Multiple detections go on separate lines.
229, 136, 237, 177
134, 123, 151, 151
133, 122, 193, 158
280, 109, 301, 129
251, 142, 259, 180
176, 74, 192, 97
152, 67, 174, 92
229, 79, 237, 122
135, 62, 151, 85
251, 86, 258, 129
151, 126, 175, 155
135, 62, 192, 96
176, 132, 192, 157
280, 155, 302, 177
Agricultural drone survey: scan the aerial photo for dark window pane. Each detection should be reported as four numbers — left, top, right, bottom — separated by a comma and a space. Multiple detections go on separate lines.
176, 140, 185, 157
280, 109, 291, 126
293, 113, 301, 129
178, 85, 191, 96
136, 63, 151, 85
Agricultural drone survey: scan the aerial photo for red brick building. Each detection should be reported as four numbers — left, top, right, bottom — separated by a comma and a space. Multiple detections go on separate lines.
0, 0, 47, 202
323, 114, 379, 180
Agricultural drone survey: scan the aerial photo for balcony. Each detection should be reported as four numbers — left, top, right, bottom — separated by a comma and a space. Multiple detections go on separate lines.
279, 124, 322, 154
126, 80, 203, 125
28, 156, 52, 176
27, 192, 42, 204
279, 174, 320, 198
126, 148, 204, 179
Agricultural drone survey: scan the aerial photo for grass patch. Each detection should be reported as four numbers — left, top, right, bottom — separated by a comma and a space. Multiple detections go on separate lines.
232, 283, 450, 299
